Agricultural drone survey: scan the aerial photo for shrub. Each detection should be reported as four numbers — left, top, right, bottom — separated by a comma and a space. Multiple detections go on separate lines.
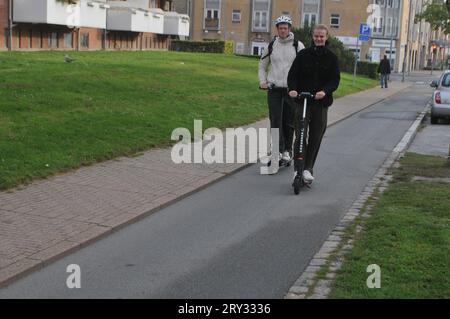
170, 40, 225, 53
357, 61, 378, 79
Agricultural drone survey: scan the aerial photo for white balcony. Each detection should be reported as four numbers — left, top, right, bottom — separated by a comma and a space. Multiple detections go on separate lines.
13, 0, 107, 29
148, 8, 165, 34
107, 6, 150, 33
80, 1, 108, 29
163, 12, 190, 37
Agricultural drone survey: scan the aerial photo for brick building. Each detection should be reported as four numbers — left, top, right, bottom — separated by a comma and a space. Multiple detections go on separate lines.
1, 0, 190, 51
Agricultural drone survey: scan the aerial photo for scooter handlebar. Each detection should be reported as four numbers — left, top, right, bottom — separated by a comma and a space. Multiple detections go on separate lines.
298, 92, 315, 99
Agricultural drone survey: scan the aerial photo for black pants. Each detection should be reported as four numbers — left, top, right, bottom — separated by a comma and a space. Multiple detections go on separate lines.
293, 101, 328, 174
267, 89, 295, 154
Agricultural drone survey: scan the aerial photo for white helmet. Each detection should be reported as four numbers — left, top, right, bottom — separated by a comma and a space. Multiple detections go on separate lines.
275, 15, 292, 26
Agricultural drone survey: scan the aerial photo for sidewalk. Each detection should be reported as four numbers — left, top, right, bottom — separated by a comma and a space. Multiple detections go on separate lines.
0, 81, 411, 288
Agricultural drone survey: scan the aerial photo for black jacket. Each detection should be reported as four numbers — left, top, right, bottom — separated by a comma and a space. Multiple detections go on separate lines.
288, 44, 340, 108
377, 59, 391, 75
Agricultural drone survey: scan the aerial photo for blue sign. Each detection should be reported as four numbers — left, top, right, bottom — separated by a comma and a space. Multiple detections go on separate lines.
359, 23, 371, 41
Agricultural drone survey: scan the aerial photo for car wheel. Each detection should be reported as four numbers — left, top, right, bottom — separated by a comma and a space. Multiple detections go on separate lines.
431, 115, 438, 124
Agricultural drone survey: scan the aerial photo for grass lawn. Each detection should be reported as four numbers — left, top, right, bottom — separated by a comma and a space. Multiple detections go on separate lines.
330, 152, 450, 298
0, 51, 378, 190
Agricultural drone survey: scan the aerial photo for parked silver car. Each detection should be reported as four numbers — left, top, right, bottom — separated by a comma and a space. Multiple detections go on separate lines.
430, 71, 450, 124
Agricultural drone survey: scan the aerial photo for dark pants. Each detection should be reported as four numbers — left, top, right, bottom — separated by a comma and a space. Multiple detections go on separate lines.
268, 89, 295, 153
293, 101, 328, 174
380, 73, 388, 88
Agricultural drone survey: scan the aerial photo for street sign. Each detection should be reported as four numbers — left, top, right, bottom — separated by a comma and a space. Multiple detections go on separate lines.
359, 23, 371, 41
353, 23, 371, 86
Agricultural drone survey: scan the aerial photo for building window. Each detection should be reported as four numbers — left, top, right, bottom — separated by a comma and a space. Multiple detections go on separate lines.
252, 0, 270, 32
386, 17, 392, 35
4, 29, 8, 49
330, 14, 340, 28
18, 30, 23, 48
254, 11, 268, 29
39, 31, 44, 48
252, 42, 267, 56
28, 30, 32, 48
282, 11, 290, 17
204, 0, 221, 30
64, 32, 73, 48
80, 33, 89, 48
48, 32, 58, 48
373, 16, 383, 33
236, 42, 244, 54
232, 10, 241, 23
302, 13, 317, 27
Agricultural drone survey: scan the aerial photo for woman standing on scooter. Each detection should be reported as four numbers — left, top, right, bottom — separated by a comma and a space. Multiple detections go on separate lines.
259, 16, 305, 164
287, 24, 340, 184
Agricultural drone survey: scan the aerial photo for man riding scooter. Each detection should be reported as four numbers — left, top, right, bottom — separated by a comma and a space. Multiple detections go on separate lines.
288, 24, 340, 187
259, 16, 305, 166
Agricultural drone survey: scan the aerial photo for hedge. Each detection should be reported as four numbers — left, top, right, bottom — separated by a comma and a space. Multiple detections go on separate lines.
356, 61, 378, 79
170, 40, 225, 53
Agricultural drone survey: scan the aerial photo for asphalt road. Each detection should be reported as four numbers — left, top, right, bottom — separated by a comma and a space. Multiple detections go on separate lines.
0, 82, 432, 299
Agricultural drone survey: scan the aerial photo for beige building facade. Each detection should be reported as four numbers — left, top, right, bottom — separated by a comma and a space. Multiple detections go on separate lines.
182, 0, 449, 71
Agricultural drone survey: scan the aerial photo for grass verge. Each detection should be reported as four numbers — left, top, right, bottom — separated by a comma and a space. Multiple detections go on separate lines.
0, 51, 378, 190
330, 152, 450, 298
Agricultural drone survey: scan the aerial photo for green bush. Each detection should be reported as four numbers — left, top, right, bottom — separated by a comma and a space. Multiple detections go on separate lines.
234, 54, 260, 59
170, 40, 225, 53
357, 61, 378, 79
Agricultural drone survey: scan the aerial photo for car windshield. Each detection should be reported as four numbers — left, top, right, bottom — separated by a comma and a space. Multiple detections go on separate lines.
442, 74, 450, 87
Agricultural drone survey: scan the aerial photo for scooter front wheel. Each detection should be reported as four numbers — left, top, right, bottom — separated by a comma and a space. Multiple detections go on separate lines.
293, 176, 303, 195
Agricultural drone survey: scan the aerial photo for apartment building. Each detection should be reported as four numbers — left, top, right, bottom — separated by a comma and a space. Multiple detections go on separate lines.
186, 0, 303, 55
306, 0, 448, 71
1, 0, 190, 51
182, 0, 448, 71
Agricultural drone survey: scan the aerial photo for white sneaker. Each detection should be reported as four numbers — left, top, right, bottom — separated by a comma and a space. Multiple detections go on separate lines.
282, 151, 291, 162
303, 170, 314, 183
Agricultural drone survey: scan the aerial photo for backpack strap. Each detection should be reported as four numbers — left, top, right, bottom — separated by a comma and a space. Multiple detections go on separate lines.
262, 38, 300, 60
293, 39, 299, 54
261, 36, 277, 60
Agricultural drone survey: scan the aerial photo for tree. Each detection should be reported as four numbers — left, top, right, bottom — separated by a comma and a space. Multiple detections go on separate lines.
415, 0, 450, 34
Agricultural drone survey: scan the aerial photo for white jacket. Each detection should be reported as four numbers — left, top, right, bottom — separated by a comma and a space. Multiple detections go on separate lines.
258, 32, 305, 88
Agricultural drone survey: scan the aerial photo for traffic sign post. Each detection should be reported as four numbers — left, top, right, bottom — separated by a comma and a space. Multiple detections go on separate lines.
353, 23, 371, 86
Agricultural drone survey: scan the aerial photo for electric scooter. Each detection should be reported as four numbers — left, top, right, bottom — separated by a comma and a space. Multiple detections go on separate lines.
292, 92, 314, 195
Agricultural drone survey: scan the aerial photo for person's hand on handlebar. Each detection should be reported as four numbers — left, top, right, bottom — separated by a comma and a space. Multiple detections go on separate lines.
260, 82, 269, 90
289, 90, 298, 98
315, 91, 326, 100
